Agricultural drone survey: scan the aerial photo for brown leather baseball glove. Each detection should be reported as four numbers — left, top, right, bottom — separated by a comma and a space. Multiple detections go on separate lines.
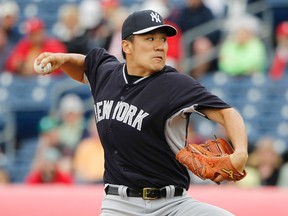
176, 136, 246, 183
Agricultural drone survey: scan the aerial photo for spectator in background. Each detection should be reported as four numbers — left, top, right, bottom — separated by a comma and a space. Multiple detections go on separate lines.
73, 116, 104, 184
57, 94, 86, 159
78, 0, 111, 51
169, 0, 221, 78
33, 95, 86, 176
26, 147, 73, 184
0, 27, 13, 71
269, 21, 288, 80
218, 14, 267, 76
204, 0, 227, 18
242, 137, 283, 186
106, 7, 128, 62
5, 17, 67, 76
0, 1, 22, 45
52, 3, 89, 54
100, 0, 119, 21
31, 116, 62, 171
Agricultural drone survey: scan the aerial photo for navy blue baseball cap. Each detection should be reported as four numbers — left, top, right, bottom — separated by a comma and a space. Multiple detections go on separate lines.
121, 10, 177, 40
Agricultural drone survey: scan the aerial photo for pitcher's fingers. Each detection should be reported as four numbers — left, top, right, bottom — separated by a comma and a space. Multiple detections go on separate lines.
35, 52, 52, 65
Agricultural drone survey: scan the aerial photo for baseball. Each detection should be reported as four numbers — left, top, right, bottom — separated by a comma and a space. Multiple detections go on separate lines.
34, 60, 52, 74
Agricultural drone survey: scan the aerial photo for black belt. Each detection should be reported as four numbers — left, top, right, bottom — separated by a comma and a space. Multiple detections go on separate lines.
105, 185, 184, 200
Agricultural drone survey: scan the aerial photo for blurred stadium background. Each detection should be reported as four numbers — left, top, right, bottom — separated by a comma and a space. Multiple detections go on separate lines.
0, 0, 288, 215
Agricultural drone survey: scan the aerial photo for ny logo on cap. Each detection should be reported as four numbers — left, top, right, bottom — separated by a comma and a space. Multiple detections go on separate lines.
150, 12, 161, 23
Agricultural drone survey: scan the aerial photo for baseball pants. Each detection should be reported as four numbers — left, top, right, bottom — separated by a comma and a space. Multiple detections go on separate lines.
100, 184, 234, 216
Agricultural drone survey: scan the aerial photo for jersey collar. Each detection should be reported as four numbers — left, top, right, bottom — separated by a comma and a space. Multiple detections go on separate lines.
122, 64, 151, 85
